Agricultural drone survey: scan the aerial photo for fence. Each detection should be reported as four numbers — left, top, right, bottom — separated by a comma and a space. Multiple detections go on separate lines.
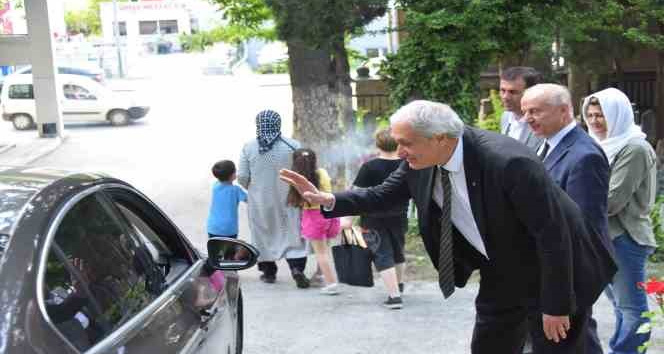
353, 93, 390, 117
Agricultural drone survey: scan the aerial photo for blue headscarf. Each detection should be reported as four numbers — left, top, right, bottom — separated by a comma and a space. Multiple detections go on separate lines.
256, 110, 282, 154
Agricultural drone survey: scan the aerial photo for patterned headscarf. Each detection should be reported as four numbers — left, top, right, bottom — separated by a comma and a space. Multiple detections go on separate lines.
256, 110, 282, 154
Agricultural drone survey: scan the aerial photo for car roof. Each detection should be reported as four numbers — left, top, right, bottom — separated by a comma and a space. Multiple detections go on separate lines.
15, 65, 103, 74
0, 166, 109, 235
2, 73, 98, 86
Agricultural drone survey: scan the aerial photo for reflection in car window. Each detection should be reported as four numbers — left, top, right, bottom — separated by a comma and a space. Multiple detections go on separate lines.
114, 202, 192, 282
42, 194, 165, 351
0, 234, 8, 258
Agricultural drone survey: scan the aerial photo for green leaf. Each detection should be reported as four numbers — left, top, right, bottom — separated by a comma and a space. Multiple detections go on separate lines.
636, 322, 652, 334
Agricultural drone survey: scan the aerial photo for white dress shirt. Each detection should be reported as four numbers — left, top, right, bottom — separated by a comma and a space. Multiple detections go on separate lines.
504, 112, 529, 142
433, 136, 489, 258
538, 120, 577, 160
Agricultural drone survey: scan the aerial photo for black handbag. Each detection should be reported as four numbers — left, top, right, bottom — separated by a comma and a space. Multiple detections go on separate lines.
332, 227, 374, 287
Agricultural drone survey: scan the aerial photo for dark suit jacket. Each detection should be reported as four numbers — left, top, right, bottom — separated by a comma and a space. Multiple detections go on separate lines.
544, 125, 610, 239
325, 127, 617, 316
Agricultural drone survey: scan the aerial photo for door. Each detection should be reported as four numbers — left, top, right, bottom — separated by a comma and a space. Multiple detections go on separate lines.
61, 83, 104, 122
102, 187, 235, 354
40, 192, 169, 353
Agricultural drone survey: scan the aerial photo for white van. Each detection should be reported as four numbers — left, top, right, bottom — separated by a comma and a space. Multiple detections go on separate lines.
0, 74, 149, 130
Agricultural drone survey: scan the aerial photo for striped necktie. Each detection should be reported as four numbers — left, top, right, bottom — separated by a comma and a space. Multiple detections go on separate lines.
539, 142, 550, 161
438, 166, 455, 298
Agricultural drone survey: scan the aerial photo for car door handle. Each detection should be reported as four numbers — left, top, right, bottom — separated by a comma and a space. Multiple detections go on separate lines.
199, 308, 219, 330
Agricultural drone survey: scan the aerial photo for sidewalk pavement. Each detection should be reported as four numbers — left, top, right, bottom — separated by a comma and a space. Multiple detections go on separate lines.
0, 135, 63, 166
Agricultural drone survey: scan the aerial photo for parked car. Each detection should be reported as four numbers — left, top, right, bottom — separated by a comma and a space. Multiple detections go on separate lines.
0, 74, 149, 130
0, 166, 259, 354
0, 65, 104, 100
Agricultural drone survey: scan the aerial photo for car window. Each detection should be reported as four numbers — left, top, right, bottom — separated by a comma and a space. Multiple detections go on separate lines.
42, 193, 165, 351
8, 84, 34, 99
104, 189, 196, 282
63, 84, 96, 100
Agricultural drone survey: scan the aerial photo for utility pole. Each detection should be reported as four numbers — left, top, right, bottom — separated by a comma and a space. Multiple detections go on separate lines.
112, 0, 124, 77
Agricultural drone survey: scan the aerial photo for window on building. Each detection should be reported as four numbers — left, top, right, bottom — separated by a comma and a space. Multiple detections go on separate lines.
158, 20, 178, 35
8, 84, 34, 99
139, 21, 158, 35
118, 21, 127, 36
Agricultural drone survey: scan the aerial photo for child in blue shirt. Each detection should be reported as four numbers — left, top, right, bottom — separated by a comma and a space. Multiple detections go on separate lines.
207, 160, 247, 238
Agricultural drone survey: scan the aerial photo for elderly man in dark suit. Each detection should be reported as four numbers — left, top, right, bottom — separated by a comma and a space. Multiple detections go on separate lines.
522, 84, 611, 354
280, 100, 616, 354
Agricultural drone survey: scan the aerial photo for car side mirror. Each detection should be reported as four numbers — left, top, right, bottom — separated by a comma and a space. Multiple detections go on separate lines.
206, 237, 259, 271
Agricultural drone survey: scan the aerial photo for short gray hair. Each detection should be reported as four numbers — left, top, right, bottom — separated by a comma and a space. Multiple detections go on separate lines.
389, 100, 465, 138
523, 83, 574, 117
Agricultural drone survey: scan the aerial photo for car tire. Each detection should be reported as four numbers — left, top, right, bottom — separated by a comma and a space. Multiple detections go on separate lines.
12, 113, 35, 130
108, 109, 130, 126
236, 290, 243, 354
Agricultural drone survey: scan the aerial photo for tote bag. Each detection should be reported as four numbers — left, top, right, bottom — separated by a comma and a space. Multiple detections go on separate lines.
332, 227, 374, 287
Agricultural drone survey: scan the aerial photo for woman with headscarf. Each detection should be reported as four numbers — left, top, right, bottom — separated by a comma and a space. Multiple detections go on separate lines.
238, 110, 309, 288
583, 88, 657, 354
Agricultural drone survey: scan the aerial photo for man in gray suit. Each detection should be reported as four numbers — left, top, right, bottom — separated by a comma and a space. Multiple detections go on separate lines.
499, 67, 543, 150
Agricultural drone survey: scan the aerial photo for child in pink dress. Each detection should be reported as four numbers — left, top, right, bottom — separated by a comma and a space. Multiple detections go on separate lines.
287, 148, 341, 295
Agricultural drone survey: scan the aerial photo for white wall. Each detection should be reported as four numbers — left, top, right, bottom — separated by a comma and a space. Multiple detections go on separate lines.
100, 1, 192, 43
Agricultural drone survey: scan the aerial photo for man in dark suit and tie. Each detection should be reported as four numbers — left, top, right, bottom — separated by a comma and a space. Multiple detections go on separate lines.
522, 84, 611, 354
280, 100, 617, 354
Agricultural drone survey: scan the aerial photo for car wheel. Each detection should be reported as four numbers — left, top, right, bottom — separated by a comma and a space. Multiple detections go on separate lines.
12, 114, 34, 130
108, 109, 130, 126
236, 290, 243, 354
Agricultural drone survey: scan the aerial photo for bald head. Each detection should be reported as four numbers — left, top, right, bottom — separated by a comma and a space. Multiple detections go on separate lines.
521, 84, 575, 138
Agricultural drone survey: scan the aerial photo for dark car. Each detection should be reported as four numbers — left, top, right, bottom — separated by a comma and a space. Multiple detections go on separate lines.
0, 166, 258, 354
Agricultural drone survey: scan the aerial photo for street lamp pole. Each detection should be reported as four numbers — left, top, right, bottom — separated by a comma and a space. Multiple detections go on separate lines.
112, 0, 124, 77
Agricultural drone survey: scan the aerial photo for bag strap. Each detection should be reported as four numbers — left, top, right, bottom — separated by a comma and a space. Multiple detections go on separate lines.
280, 136, 297, 151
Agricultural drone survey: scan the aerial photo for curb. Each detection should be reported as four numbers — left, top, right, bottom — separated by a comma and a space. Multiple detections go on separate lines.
0, 143, 17, 155
0, 136, 64, 166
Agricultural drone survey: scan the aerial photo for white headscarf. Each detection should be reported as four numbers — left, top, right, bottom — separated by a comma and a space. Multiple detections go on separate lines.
582, 87, 646, 164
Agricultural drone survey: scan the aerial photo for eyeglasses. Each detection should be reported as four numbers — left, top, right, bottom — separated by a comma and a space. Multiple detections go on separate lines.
586, 113, 605, 121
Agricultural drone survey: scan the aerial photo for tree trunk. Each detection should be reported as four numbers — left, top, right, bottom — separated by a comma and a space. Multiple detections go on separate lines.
567, 62, 591, 118
286, 39, 355, 187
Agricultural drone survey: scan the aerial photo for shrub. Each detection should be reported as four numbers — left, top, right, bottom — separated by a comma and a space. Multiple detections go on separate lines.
476, 90, 503, 133
650, 196, 664, 262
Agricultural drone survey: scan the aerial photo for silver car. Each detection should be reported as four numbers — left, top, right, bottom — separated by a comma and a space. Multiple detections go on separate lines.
0, 166, 258, 354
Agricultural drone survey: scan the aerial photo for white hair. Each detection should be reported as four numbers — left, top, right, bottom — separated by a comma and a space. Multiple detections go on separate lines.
389, 100, 465, 138
523, 83, 574, 117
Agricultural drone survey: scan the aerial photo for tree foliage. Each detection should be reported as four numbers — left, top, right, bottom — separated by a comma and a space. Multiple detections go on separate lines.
179, 24, 276, 52
65, 0, 128, 36
383, 0, 567, 122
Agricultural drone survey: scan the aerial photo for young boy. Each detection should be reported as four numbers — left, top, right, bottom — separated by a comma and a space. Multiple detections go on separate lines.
207, 160, 247, 238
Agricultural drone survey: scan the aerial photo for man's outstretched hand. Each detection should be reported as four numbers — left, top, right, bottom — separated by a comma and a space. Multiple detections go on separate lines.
279, 169, 335, 208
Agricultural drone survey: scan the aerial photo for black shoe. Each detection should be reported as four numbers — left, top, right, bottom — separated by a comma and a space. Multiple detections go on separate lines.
292, 272, 310, 289
383, 296, 403, 309
260, 274, 276, 284
398, 283, 404, 293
